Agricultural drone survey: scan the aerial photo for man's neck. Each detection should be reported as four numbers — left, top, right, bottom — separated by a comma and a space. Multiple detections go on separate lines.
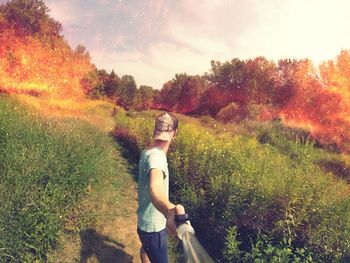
150, 140, 171, 155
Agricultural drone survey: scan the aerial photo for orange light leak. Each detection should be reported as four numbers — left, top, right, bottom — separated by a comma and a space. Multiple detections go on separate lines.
278, 52, 350, 152
0, 28, 95, 100
1, 27, 350, 152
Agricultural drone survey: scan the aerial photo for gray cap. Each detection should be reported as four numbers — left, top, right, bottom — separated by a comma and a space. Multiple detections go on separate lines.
153, 112, 178, 141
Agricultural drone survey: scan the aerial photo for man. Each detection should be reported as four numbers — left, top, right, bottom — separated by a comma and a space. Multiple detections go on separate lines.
137, 112, 184, 263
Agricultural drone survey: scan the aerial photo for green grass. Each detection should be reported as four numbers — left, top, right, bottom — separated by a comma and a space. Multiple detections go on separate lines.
0, 95, 116, 261
113, 109, 350, 263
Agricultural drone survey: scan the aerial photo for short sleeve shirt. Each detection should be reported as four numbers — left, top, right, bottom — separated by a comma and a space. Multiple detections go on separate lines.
137, 147, 169, 232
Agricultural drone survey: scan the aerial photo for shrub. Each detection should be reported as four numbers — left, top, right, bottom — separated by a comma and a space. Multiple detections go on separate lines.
216, 102, 242, 123
245, 103, 263, 120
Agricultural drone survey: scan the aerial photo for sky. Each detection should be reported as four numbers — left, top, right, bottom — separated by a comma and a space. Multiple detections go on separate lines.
40, 0, 350, 89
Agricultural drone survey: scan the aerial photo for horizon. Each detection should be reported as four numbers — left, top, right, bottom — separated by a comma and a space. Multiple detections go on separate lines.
40, 0, 350, 89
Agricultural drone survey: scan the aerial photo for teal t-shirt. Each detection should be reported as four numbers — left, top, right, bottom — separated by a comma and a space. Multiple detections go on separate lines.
137, 147, 169, 232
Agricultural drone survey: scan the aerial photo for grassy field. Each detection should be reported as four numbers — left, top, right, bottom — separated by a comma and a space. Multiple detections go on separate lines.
2, 93, 350, 262
0, 95, 140, 261
113, 109, 350, 263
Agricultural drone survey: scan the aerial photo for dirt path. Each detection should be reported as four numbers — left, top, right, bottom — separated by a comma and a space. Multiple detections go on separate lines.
17, 96, 182, 262
49, 142, 142, 263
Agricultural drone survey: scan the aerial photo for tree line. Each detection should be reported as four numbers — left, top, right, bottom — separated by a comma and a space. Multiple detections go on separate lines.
153, 54, 350, 150
102, 52, 348, 151
1, 0, 349, 150
82, 69, 158, 110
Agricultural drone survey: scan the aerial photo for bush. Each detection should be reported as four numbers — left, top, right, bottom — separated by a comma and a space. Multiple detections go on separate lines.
216, 102, 242, 123
245, 103, 263, 120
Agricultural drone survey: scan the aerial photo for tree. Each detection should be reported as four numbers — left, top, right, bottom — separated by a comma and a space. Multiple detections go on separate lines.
74, 44, 91, 61
158, 74, 183, 110
138, 85, 154, 106
245, 56, 277, 104
119, 75, 137, 108
156, 73, 208, 113
177, 75, 207, 113
133, 85, 154, 111
197, 85, 235, 116
0, 0, 62, 37
208, 59, 247, 91
105, 70, 121, 98
274, 59, 298, 106
320, 49, 350, 103
81, 70, 102, 98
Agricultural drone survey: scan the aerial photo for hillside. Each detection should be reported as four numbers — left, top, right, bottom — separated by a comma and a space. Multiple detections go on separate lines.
0, 94, 142, 262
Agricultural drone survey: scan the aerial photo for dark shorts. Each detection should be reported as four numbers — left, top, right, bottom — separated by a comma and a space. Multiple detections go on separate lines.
137, 228, 168, 263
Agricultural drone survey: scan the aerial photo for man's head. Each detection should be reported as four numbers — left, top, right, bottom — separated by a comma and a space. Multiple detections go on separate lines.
153, 112, 178, 141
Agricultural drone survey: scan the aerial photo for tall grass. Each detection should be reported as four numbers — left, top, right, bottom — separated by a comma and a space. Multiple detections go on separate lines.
113, 109, 350, 262
0, 95, 115, 261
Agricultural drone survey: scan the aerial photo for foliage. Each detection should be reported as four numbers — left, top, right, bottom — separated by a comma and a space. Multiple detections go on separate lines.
81, 70, 102, 98
216, 102, 241, 123
0, 96, 115, 261
0, 0, 95, 98
86, 69, 157, 111
157, 74, 208, 113
134, 85, 154, 110
245, 103, 264, 120
0, 0, 62, 38
104, 70, 121, 98
155, 52, 350, 152
113, 110, 350, 262
118, 75, 137, 109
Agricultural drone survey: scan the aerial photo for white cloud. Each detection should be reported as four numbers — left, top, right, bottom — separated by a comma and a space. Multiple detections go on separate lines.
47, 0, 350, 88
46, 1, 80, 25
90, 42, 211, 89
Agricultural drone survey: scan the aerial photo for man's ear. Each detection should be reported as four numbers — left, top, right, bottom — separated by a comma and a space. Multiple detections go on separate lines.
172, 129, 178, 138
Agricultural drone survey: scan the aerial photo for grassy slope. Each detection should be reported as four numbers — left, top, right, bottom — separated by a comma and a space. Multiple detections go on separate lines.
0, 95, 142, 262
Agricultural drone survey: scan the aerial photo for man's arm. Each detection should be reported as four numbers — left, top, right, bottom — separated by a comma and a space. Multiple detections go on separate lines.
149, 168, 177, 234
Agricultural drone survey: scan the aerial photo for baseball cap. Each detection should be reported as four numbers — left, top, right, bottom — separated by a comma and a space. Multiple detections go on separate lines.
153, 112, 178, 141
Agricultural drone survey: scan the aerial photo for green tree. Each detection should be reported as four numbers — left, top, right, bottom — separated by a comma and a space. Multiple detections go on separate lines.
177, 75, 208, 113
139, 85, 154, 100
208, 59, 248, 91
83, 69, 109, 98
158, 74, 184, 110
119, 75, 137, 109
274, 59, 300, 106
197, 84, 240, 116
105, 70, 121, 98
133, 86, 155, 111
157, 73, 208, 113
81, 70, 102, 98
245, 56, 277, 104
0, 0, 62, 37
74, 44, 91, 61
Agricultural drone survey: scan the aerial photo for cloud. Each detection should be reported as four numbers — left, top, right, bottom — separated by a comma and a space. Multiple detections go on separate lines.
46, 0, 350, 88
46, 1, 78, 25
90, 40, 213, 89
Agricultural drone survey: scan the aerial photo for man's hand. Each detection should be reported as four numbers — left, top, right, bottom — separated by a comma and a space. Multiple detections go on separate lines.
165, 206, 177, 235
165, 204, 186, 235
